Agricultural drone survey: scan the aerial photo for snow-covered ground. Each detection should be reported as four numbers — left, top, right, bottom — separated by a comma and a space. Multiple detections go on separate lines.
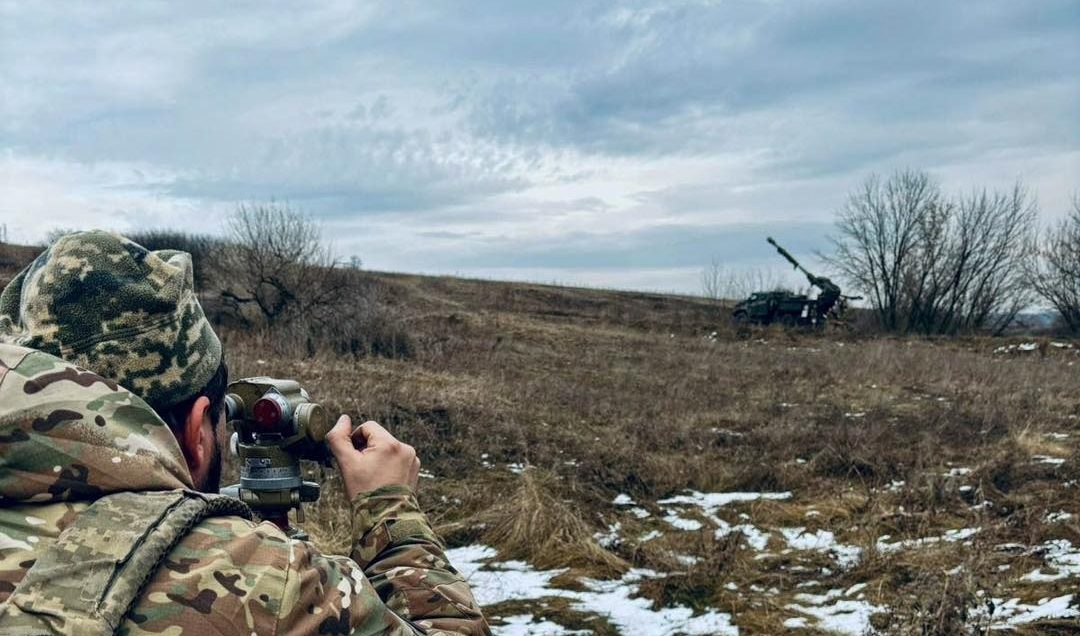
457, 486, 1079, 634
449, 545, 739, 636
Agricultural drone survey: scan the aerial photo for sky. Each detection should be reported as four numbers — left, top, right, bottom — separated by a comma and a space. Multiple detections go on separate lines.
1, 1, 1077, 294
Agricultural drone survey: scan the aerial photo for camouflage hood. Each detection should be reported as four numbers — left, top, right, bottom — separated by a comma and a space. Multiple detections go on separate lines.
0, 230, 222, 410
0, 343, 192, 504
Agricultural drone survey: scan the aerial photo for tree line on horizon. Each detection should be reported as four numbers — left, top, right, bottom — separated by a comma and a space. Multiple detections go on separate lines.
17, 172, 1080, 339
706, 170, 1080, 335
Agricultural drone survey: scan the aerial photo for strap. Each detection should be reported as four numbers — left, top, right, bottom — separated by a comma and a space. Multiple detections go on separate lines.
0, 489, 251, 635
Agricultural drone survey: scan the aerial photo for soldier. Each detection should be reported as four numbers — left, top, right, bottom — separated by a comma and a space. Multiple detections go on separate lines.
806, 273, 842, 320
0, 231, 490, 635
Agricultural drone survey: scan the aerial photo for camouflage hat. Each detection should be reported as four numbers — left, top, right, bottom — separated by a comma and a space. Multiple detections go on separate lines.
0, 230, 222, 409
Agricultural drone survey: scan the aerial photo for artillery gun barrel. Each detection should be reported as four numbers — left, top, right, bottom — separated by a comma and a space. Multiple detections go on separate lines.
766, 236, 806, 273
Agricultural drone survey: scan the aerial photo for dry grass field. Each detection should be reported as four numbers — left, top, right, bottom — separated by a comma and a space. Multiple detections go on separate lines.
3, 246, 1078, 634
219, 273, 1079, 635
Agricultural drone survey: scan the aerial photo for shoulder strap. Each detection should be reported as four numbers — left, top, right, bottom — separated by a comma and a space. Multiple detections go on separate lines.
0, 489, 252, 635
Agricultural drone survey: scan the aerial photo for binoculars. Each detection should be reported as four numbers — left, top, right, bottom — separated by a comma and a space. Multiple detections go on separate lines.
220, 377, 332, 537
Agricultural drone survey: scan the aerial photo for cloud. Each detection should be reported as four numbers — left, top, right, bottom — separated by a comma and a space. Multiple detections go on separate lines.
0, 154, 226, 244
1, 0, 1076, 291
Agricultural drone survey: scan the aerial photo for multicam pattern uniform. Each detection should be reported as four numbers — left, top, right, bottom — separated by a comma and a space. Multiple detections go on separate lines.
0, 344, 490, 635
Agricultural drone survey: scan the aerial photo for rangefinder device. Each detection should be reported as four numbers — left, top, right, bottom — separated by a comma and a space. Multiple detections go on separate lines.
221, 377, 333, 537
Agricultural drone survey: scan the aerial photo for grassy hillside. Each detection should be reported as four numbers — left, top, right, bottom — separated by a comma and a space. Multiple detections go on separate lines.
221, 272, 1078, 634
2, 244, 1077, 632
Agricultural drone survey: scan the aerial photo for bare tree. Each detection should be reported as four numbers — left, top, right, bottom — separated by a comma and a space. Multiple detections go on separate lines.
936, 184, 1036, 334
1028, 194, 1080, 332
825, 170, 940, 331
700, 259, 726, 301
220, 202, 356, 326
827, 171, 1036, 334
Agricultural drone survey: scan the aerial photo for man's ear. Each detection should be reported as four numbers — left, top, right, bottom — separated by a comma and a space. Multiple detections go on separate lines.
182, 396, 213, 481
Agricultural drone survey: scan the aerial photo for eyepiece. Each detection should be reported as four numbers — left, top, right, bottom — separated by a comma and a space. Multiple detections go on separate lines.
224, 393, 243, 422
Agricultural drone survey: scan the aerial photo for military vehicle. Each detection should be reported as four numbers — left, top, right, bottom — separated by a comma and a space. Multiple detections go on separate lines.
731, 237, 860, 327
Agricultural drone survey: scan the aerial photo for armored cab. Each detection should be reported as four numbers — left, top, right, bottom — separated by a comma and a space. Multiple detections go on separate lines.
731, 290, 817, 326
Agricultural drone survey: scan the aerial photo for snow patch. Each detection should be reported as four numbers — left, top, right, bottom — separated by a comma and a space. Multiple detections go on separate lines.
1019, 540, 1080, 583
662, 511, 704, 531
674, 554, 701, 567
495, 615, 589, 635
975, 594, 1079, 627
448, 545, 739, 636
594, 522, 621, 549
876, 528, 979, 554
657, 490, 792, 514
786, 589, 884, 635
780, 527, 862, 569
1032, 455, 1066, 466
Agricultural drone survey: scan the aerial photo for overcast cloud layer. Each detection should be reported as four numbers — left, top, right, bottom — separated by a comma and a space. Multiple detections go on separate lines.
2, 1, 1077, 293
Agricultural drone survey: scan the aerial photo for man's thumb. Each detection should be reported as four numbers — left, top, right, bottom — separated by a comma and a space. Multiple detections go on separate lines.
326, 414, 354, 457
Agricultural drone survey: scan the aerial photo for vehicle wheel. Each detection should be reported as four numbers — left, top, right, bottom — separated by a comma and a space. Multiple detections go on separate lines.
732, 311, 748, 325
780, 314, 797, 328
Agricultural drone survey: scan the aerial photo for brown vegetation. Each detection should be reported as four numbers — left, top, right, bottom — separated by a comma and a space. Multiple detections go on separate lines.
2, 229, 1076, 632
216, 272, 1077, 634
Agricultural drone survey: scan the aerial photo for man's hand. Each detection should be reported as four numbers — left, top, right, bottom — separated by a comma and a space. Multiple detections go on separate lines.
326, 415, 421, 500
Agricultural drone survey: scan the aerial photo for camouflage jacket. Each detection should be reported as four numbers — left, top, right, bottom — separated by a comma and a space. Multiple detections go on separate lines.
0, 343, 490, 635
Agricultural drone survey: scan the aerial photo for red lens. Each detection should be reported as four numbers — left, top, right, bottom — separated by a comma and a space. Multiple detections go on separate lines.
252, 397, 283, 428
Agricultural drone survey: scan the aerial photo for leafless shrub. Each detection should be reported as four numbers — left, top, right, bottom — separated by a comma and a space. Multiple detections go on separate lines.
827, 171, 1036, 334
219, 202, 354, 326
1027, 193, 1080, 332
290, 291, 414, 359
211, 202, 415, 358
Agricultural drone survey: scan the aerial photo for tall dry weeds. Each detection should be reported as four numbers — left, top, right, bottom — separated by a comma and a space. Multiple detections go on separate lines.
477, 469, 628, 577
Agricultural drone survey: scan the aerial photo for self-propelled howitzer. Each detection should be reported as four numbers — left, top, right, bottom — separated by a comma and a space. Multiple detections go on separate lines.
766, 236, 841, 318
730, 238, 859, 327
